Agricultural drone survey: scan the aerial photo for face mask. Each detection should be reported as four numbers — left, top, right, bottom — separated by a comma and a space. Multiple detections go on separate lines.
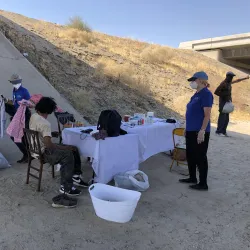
190, 81, 198, 89
13, 83, 22, 90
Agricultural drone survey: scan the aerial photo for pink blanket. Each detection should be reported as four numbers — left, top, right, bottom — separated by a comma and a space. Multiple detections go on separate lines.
6, 102, 27, 142
30, 94, 63, 112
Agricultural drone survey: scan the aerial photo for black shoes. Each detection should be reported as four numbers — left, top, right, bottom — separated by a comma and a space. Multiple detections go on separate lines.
52, 194, 77, 208
72, 175, 89, 187
179, 178, 197, 184
17, 155, 35, 164
17, 155, 28, 164
59, 186, 81, 196
179, 178, 208, 191
189, 183, 208, 191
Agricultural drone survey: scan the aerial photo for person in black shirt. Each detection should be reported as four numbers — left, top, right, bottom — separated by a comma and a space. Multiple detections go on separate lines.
214, 72, 249, 136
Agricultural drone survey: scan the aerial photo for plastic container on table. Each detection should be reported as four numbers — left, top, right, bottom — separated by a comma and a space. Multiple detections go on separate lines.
89, 183, 141, 223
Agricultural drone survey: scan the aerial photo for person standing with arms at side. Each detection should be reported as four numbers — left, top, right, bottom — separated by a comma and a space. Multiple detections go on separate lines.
3, 74, 31, 163
214, 72, 249, 137
179, 71, 213, 191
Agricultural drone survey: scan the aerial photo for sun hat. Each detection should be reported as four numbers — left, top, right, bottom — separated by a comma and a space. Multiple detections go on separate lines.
9, 73, 22, 84
187, 71, 208, 82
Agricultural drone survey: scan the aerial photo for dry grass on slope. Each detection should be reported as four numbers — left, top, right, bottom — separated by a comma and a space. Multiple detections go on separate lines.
58, 28, 95, 46
95, 58, 151, 95
1, 10, 250, 123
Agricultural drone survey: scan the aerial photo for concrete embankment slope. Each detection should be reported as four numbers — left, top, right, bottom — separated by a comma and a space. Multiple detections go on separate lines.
0, 32, 84, 122
0, 32, 85, 162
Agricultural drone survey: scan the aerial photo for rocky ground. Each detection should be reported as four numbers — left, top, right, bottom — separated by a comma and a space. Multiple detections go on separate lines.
0, 122, 249, 250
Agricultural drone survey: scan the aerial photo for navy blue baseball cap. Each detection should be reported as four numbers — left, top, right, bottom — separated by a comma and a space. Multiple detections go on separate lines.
226, 71, 236, 77
187, 71, 208, 81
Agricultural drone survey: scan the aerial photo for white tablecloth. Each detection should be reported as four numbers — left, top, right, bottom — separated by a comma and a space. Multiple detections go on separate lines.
62, 127, 140, 184
121, 120, 177, 162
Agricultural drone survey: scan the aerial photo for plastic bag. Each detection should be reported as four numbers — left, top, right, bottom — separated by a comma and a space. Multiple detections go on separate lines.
0, 153, 10, 169
222, 102, 234, 114
114, 170, 149, 192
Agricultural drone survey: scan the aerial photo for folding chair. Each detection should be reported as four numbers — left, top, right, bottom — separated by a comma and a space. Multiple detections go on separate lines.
170, 128, 187, 171
54, 112, 75, 144
24, 129, 55, 192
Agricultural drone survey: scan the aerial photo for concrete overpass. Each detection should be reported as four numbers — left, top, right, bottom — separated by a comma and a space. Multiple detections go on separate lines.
179, 33, 250, 73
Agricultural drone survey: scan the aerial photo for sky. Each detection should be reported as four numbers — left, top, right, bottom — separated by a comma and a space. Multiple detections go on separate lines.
1, 0, 250, 47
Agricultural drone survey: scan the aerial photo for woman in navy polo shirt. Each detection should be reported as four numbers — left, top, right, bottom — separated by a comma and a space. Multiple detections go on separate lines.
4, 74, 31, 163
179, 71, 213, 191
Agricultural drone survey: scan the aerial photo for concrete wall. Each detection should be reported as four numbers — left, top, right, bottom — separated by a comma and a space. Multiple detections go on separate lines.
199, 49, 223, 61
179, 33, 250, 74
198, 49, 250, 74
0, 32, 87, 130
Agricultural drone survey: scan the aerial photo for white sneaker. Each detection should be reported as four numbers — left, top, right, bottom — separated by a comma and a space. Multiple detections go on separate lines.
216, 133, 226, 137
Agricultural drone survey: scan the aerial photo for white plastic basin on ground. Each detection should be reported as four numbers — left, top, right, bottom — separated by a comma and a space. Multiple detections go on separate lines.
89, 183, 141, 223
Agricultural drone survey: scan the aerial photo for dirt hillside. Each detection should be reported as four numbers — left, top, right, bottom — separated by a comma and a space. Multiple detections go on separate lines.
0, 10, 250, 124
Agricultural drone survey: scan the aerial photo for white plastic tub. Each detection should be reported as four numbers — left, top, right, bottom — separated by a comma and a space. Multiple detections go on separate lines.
89, 183, 141, 223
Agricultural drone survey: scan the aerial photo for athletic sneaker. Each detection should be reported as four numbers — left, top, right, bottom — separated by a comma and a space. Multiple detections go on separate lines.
216, 133, 226, 137
52, 194, 77, 208
59, 186, 81, 196
72, 175, 89, 187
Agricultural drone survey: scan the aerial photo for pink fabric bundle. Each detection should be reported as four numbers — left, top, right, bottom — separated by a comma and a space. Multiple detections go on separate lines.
6, 103, 27, 142
30, 94, 63, 112
30, 94, 43, 106
17, 99, 34, 108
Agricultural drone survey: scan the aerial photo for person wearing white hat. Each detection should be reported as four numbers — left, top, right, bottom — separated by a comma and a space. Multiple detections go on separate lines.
3, 74, 31, 163
214, 72, 249, 136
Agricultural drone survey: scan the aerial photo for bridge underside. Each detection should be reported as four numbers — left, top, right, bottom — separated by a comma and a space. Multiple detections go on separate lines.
179, 33, 250, 74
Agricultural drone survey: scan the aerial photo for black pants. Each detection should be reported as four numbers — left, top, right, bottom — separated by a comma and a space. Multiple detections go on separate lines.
5, 103, 31, 156
216, 112, 229, 134
186, 131, 210, 185
43, 145, 82, 191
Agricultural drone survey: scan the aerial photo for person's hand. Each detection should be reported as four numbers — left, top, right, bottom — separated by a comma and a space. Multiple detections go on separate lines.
197, 130, 205, 144
247, 75, 250, 79
1, 95, 8, 103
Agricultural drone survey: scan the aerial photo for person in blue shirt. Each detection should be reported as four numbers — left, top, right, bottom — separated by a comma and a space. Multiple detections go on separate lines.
179, 71, 213, 191
4, 74, 31, 163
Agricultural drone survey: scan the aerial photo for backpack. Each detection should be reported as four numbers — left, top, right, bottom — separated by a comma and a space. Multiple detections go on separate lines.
97, 110, 123, 137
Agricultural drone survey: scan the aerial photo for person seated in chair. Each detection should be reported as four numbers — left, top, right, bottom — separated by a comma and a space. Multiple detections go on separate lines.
29, 97, 88, 207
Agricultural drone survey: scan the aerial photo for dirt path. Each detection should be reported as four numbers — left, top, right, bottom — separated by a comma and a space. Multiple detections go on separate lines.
0, 122, 249, 250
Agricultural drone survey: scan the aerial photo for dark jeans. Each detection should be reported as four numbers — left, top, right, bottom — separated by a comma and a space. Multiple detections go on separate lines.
5, 103, 31, 157
216, 112, 229, 134
43, 145, 82, 191
186, 131, 210, 185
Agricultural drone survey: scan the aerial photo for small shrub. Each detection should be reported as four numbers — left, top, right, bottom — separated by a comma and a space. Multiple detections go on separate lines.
67, 16, 92, 32
141, 45, 175, 64
59, 28, 94, 45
